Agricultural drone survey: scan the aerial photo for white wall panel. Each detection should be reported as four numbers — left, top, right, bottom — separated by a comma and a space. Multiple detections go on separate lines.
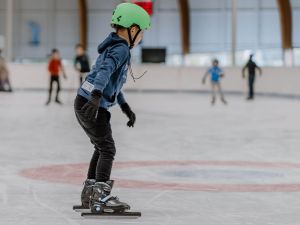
291, 0, 300, 8
0, 0, 5, 10
190, 0, 225, 10
237, 0, 258, 9
18, 12, 50, 59
191, 10, 230, 52
293, 10, 300, 47
237, 11, 258, 49
0, 0, 296, 60
55, 0, 78, 10
260, 0, 278, 9
157, 12, 180, 54
55, 13, 79, 44
0, 13, 5, 35
88, 0, 121, 11
260, 11, 280, 47
158, 0, 178, 10
19, 0, 53, 10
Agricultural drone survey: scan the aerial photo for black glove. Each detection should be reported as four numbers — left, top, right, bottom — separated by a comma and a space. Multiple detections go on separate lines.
81, 90, 102, 121
121, 103, 136, 127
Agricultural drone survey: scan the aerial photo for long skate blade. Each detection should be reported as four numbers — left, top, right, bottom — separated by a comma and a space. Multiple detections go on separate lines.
73, 205, 90, 213
81, 211, 141, 219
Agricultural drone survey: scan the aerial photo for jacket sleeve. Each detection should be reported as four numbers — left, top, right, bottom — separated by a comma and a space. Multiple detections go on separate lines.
219, 68, 224, 75
93, 44, 129, 92
117, 91, 126, 106
47, 60, 52, 72
74, 56, 78, 69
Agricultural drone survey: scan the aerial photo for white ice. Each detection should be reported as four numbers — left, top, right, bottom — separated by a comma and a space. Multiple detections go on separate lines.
0, 91, 300, 225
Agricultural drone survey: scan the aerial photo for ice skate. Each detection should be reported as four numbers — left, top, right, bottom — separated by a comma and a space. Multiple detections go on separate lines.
73, 179, 95, 212
55, 98, 63, 105
221, 97, 227, 105
211, 97, 216, 105
45, 100, 51, 105
73, 179, 115, 212
81, 181, 141, 219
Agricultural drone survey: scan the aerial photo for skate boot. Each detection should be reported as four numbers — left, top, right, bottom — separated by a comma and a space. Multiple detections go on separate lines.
81, 179, 96, 208
89, 181, 130, 214
55, 98, 63, 105
221, 97, 227, 105
211, 97, 216, 105
73, 179, 115, 212
80, 180, 115, 208
73, 179, 95, 212
45, 98, 51, 105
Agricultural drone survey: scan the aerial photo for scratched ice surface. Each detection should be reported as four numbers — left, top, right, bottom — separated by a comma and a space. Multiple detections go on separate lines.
1, 91, 300, 225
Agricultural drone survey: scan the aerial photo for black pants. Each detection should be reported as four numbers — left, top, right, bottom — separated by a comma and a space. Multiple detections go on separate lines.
79, 73, 87, 87
74, 95, 116, 182
248, 74, 256, 98
48, 76, 61, 100
0, 77, 12, 92
79, 75, 83, 85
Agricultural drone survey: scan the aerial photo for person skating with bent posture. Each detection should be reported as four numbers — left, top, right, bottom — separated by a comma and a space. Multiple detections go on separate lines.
74, 3, 151, 214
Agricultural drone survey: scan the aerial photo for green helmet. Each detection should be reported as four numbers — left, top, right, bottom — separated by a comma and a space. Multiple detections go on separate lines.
111, 3, 151, 30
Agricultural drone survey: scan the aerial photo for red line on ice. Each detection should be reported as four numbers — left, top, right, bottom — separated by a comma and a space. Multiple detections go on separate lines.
19, 160, 300, 192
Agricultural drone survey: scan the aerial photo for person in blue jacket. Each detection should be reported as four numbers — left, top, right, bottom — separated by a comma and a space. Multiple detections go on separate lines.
202, 59, 227, 105
74, 3, 151, 214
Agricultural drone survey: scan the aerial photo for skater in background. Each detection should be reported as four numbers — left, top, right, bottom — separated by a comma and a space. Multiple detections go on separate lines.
202, 59, 227, 105
242, 54, 262, 100
46, 48, 67, 105
74, 44, 90, 86
0, 49, 13, 92
74, 3, 150, 214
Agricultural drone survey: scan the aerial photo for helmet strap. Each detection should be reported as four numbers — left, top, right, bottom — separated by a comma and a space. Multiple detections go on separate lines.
127, 28, 141, 50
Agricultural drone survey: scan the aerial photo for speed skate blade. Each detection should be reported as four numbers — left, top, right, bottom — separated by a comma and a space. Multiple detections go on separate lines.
73, 205, 90, 213
81, 211, 141, 219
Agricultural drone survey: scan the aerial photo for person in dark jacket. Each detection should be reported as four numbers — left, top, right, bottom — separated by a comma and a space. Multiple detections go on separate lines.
74, 44, 90, 86
74, 3, 151, 214
242, 54, 262, 100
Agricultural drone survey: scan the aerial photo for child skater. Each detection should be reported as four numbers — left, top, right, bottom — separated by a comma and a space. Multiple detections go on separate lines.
46, 49, 67, 105
74, 44, 90, 87
202, 59, 227, 105
74, 3, 151, 214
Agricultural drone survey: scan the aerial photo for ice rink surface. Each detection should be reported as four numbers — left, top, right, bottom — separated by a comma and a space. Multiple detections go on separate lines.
1, 90, 300, 225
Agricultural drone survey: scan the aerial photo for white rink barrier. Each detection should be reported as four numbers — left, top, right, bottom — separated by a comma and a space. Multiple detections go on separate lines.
7, 63, 300, 96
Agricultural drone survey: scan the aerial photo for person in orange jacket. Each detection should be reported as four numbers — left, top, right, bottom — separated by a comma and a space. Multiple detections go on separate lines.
46, 49, 67, 105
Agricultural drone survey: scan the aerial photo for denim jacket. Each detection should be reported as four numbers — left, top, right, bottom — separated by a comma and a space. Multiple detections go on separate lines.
78, 32, 130, 109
